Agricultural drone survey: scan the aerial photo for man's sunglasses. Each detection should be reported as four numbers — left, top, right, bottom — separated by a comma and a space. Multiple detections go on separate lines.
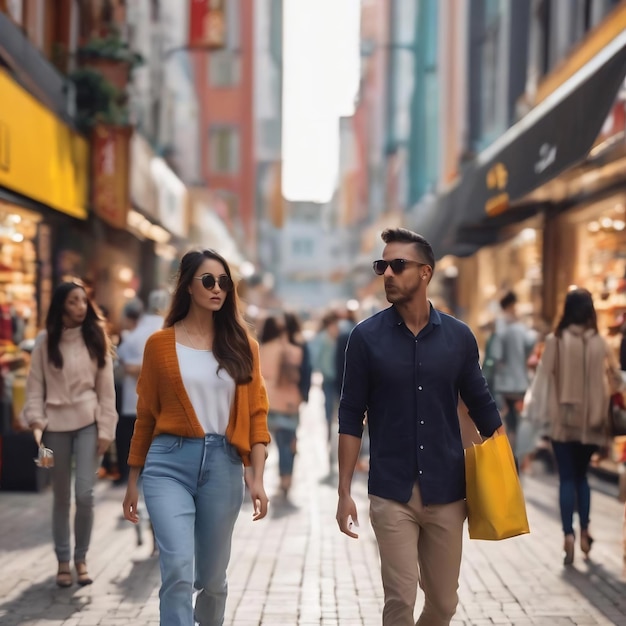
193, 273, 234, 292
372, 259, 428, 275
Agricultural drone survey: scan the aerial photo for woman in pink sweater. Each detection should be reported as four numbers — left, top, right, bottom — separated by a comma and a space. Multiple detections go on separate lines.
22, 282, 117, 587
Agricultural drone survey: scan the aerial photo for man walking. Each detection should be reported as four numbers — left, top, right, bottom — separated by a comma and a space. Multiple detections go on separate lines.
492, 290, 537, 463
336, 227, 504, 625
114, 292, 166, 486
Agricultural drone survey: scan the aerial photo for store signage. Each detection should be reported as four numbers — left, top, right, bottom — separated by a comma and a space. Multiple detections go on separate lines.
130, 134, 158, 219
0, 70, 89, 219
151, 157, 189, 238
534, 143, 557, 174
92, 125, 132, 230
0, 121, 9, 172
485, 162, 509, 216
189, 0, 226, 49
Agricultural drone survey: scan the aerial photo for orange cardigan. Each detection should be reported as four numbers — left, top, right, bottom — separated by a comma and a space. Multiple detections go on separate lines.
128, 327, 270, 467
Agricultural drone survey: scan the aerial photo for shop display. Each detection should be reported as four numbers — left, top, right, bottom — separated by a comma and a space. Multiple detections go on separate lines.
566, 195, 626, 334
0, 203, 39, 344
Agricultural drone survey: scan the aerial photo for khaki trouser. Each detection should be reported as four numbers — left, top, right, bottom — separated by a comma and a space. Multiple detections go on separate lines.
369, 483, 466, 626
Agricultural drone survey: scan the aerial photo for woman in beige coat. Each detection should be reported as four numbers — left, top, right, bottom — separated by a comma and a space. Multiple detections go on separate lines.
534, 288, 622, 565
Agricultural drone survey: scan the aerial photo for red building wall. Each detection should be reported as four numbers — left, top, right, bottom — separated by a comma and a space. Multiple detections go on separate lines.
193, 0, 256, 257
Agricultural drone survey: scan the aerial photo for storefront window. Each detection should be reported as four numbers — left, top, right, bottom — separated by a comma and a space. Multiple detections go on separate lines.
0, 203, 40, 345
560, 194, 626, 337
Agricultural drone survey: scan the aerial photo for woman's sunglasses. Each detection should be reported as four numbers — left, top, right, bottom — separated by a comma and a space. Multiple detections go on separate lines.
372, 259, 427, 275
193, 273, 234, 292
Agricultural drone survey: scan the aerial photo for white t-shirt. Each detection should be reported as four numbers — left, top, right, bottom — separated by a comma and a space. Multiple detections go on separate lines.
175, 343, 235, 435
117, 314, 164, 416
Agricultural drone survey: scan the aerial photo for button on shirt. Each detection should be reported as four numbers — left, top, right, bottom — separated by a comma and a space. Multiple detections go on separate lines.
338, 305, 501, 505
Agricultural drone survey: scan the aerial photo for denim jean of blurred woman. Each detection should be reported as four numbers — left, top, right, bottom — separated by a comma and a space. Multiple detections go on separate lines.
123, 250, 270, 626
532, 288, 623, 566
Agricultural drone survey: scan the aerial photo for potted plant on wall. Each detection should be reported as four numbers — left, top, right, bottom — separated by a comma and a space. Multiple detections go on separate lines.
70, 67, 129, 133
76, 30, 144, 91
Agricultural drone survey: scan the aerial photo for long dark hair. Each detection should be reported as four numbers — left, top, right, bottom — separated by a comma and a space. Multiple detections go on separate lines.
259, 315, 284, 344
164, 249, 253, 384
555, 288, 598, 338
284, 311, 304, 346
46, 282, 109, 368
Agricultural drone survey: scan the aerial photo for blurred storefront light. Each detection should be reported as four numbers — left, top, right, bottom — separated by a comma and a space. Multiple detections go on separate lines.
239, 261, 255, 278
127, 209, 172, 244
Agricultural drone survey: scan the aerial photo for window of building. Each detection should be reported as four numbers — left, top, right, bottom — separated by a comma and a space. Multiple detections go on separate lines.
208, 50, 241, 87
209, 127, 240, 174
468, 0, 510, 152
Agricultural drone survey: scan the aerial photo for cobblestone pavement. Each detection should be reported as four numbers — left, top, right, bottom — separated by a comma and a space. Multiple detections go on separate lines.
1, 383, 625, 625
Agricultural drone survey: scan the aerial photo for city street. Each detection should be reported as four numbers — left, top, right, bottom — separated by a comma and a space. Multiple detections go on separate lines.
1, 383, 626, 626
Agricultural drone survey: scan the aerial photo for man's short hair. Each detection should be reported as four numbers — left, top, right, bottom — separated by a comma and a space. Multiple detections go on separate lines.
380, 227, 436, 271
499, 291, 517, 310
147, 289, 169, 314
123, 298, 144, 321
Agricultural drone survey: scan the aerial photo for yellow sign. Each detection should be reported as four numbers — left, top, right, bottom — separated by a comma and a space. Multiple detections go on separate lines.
485, 162, 510, 216
486, 162, 508, 190
0, 70, 89, 219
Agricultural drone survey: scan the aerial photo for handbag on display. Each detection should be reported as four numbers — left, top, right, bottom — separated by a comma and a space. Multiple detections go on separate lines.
465, 432, 530, 541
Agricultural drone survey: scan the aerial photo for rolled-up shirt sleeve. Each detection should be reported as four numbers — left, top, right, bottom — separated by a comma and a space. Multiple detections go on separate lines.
458, 328, 502, 437
94, 354, 118, 441
338, 326, 368, 438
22, 335, 47, 429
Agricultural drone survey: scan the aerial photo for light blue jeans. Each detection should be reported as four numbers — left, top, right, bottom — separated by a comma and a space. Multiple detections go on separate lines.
142, 434, 244, 626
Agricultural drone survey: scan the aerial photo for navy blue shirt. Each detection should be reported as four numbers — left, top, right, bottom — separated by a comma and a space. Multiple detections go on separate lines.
338, 304, 502, 505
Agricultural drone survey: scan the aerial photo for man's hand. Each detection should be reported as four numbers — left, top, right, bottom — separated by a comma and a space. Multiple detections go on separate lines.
336, 494, 359, 538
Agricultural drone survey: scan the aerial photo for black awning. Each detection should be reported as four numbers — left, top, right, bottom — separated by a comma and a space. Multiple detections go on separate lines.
440, 33, 626, 251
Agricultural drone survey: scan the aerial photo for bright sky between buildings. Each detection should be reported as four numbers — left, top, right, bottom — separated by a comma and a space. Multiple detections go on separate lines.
282, 0, 361, 203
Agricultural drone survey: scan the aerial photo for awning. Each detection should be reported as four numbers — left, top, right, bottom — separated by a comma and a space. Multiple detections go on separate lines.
423, 30, 626, 258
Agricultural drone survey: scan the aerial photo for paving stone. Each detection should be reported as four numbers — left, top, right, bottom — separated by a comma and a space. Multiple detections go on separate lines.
1, 385, 626, 624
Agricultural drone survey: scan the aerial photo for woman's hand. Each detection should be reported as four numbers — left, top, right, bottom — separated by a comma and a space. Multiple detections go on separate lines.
96, 438, 111, 456
245, 469, 269, 521
123, 468, 142, 524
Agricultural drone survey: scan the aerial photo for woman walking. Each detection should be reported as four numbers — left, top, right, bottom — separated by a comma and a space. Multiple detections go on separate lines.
259, 313, 306, 500
22, 281, 117, 587
533, 288, 622, 564
123, 249, 270, 626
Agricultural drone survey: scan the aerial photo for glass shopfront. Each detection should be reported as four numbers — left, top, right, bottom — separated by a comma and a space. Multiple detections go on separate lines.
551, 192, 626, 339
456, 215, 544, 337
0, 201, 41, 346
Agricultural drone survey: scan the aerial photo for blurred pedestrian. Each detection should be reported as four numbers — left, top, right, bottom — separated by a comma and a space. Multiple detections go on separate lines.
114, 296, 164, 487
284, 310, 312, 405
260, 312, 307, 499
532, 288, 622, 565
491, 291, 537, 465
22, 281, 118, 587
312, 310, 340, 442
336, 228, 503, 626
122, 249, 270, 626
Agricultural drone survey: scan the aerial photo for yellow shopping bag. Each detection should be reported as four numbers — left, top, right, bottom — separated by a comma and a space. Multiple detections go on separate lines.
465, 433, 530, 540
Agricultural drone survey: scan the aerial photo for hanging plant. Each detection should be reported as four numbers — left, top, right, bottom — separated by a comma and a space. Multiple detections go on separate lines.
77, 32, 144, 91
70, 68, 129, 133
77, 32, 144, 69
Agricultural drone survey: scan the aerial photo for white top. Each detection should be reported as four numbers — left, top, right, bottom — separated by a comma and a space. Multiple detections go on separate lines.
176, 343, 235, 435
117, 314, 164, 416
